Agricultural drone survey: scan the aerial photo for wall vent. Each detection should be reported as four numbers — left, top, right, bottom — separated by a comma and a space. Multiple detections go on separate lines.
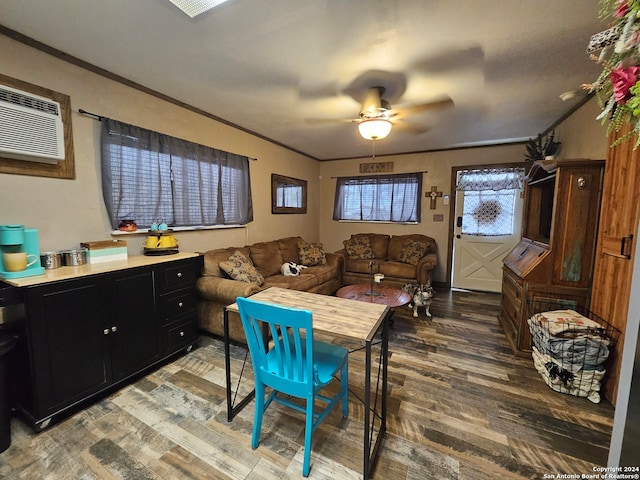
0, 84, 65, 163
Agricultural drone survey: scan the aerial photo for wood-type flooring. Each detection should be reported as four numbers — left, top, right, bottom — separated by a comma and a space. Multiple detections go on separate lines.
0, 289, 615, 479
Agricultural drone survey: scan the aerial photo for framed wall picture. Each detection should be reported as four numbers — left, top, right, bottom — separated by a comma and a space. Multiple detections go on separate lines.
271, 173, 307, 214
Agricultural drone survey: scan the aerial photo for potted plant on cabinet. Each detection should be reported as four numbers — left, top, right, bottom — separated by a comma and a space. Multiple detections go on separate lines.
524, 130, 561, 162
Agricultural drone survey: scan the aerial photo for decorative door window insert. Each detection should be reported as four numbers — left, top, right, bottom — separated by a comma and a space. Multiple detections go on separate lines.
457, 168, 525, 236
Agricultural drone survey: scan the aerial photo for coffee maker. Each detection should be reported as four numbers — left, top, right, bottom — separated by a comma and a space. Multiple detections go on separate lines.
0, 224, 45, 279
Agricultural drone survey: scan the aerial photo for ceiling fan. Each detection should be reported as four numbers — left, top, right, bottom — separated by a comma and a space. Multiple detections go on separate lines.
304, 82, 454, 141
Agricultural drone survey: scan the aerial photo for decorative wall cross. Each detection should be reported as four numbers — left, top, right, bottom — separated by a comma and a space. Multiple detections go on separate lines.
429, 186, 443, 209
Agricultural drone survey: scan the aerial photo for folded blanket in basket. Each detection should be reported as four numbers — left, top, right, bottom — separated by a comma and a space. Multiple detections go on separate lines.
528, 309, 605, 336
532, 347, 605, 403
546, 335, 609, 369
528, 309, 610, 372
528, 323, 610, 370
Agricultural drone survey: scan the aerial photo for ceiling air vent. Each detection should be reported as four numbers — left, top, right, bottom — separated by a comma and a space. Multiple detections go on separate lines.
168, 0, 230, 18
0, 84, 65, 163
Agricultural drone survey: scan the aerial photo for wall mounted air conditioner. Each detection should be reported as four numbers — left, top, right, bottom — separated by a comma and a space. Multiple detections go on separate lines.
0, 84, 65, 163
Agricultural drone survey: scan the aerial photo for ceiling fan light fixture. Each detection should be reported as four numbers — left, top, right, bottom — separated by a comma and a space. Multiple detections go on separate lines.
358, 118, 392, 140
168, 0, 230, 18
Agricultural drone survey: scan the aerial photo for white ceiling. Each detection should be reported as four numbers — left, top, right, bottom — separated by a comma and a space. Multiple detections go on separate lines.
0, 0, 606, 160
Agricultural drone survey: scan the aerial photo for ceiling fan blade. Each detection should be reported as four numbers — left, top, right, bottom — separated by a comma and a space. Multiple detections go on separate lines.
360, 86, 385, 116
343, 70, 407, 104
393, 121, 431, 135
390, 96, 454, 118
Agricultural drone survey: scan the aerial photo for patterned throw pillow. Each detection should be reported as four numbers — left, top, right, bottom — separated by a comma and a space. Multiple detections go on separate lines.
398, 241, 428, 266
219, 250, 264, 285
298, 242, 326, 266
344, 236, 375, 260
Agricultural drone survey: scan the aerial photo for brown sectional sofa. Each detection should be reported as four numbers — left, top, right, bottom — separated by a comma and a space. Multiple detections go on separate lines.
335, 233, 437, 289
196, 236, 341, 343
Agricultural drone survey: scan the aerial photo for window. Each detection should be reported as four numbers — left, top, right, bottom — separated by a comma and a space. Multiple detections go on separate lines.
101, 118, 253, 229
271, 174, 307, 214
333, 172, 422, 223
456, 168, 524, 236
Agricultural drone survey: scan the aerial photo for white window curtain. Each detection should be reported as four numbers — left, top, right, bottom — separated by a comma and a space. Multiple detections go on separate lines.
456, 167, 525, 192
333, 172, 422, 222
101, 118, 253, 229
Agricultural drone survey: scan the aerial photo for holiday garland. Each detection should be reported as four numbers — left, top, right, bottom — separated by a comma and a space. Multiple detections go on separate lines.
584, 0, 640, 147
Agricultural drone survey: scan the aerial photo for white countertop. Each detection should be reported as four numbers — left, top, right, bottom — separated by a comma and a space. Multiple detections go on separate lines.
1, 252, 201, 287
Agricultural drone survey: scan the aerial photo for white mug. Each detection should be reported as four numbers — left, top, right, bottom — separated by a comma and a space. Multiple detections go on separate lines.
3, 252, 38, 272
374, 273, 384, 283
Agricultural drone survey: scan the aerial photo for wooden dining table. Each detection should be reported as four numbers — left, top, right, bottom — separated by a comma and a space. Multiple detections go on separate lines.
224, 287, 390, 479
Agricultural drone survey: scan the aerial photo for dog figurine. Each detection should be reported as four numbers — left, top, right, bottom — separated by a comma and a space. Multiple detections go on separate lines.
281, 262, 308, 276
402, 283, 435, 317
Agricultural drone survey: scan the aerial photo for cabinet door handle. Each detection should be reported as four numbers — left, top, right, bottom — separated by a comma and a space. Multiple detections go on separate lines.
111, 326, 118, 333
177, 272, 183, 278
178, 302, 183, 308
621, 234, 634, 259
103, 329, 110, 335
179, 331, 185, 337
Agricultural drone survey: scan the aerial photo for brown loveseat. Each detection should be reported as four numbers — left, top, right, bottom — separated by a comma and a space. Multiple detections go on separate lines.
335, 233, 437, 289
196, 236, 341, 343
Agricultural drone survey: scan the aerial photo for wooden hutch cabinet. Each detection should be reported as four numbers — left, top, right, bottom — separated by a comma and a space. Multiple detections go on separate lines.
498, 159, 605, 355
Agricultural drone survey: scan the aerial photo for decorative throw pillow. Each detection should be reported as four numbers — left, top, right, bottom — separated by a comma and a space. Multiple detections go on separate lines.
344, 236, 375, 260
249, 241, 283, 277
219, 251, 264, 285
298, 242, 327, 266
398, 241, 428, 266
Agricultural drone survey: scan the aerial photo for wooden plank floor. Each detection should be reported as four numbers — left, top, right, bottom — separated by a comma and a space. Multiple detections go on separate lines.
0, 289, 615, 479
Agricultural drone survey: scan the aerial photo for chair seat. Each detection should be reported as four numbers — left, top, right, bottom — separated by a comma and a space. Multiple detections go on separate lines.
265, 336, 348, 386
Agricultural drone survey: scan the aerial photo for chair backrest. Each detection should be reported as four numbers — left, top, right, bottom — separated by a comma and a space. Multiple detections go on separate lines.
236, 297, 315, 396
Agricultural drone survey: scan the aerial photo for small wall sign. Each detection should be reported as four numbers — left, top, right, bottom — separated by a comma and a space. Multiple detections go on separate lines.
359, 161, 394, 174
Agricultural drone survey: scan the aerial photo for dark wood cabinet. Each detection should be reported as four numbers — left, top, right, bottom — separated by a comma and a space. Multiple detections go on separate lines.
107, 269, 159, 382
498, 159, 604, 355
7, 254, 202, 431
22, 278, 109, 415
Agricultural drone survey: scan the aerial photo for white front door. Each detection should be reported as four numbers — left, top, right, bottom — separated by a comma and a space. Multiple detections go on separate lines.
452, 169, 524, 292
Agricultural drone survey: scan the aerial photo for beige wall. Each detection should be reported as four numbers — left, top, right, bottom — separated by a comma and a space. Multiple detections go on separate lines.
0, 34, 320, 255
554, 98, 608, 161
318, 97, 609, 284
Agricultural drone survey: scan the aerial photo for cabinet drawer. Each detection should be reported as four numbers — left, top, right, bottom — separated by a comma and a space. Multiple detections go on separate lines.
503, 302, 518, 333
160, 259, 200, 293
499, 308, 517, 342
160, 290, 198, 324
502, 270, 523, 303
160, 317, 198, 353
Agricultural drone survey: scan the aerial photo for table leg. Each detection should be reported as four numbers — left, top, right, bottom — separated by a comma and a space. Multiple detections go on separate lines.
363, 309, 389, 479
224, 307, 255, 422
381, 309, 389, 436
364, 336, 371, 478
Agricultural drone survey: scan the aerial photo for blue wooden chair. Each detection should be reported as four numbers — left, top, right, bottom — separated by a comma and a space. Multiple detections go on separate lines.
236, 296, 349, 477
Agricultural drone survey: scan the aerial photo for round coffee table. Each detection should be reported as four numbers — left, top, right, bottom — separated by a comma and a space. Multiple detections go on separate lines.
336, 284, 410, 308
